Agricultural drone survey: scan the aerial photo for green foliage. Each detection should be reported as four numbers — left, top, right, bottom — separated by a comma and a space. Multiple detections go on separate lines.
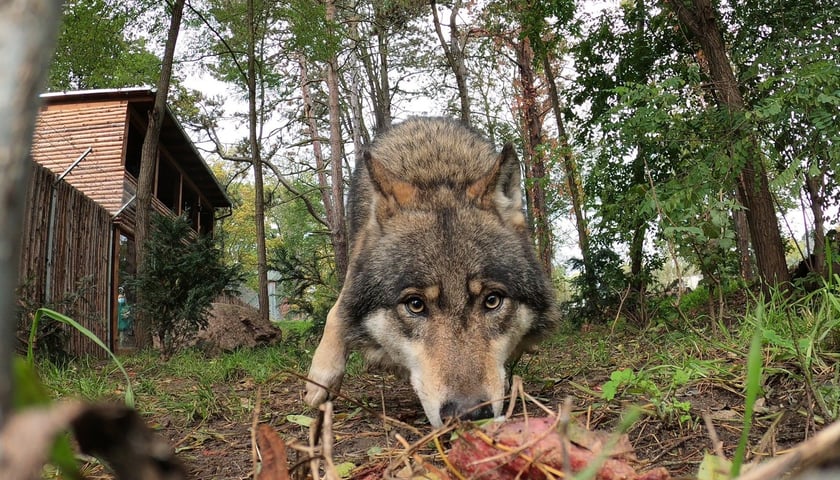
600, 359, 716, 427
267, 177, 337, 327
28, 307, 135, 406
48, 0, 161, 90
740, 281, 840, 421
16, 276, 100, 365
130, 213, 243, 358
732, 327, 764, 477
15, 303, 141, 479
563, 246, 627, 325
283, 0, 343, 62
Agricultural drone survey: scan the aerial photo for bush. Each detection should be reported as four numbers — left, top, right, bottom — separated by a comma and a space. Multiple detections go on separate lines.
129, 213, 243, 358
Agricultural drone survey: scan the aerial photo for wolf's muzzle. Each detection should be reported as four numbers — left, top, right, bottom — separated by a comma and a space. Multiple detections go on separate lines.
440, 398, 494, 423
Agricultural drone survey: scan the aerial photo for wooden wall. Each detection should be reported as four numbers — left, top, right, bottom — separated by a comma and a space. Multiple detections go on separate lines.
19, 162, 113, 358
31, 99, 128, 214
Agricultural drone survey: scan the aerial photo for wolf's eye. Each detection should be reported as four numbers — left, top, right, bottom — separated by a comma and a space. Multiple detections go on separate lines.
484, 293, 504, 310
405, 296, 427, 315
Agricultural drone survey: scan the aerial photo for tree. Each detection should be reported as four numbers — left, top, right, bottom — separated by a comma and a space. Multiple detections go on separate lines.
267, 177, 336, 323
430, 0, 472, 124
286, 0, 349, 285
186, 0, 293, 322
323, 0, 349, 285
513, 36, 553, 274
478, 4, 556, 274
131, 214, 242, 359
518, 0, 590, 295
668, 0, 790, 289
134, 0, 186, 347
246, 0, 271, 322
731, 0, 840, 277
48, 0, 160, 91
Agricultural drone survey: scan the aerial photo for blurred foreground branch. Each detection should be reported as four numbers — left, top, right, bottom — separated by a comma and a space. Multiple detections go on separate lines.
0, 0, 64, 425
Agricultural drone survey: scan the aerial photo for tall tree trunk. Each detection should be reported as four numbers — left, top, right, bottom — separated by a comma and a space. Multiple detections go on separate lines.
0, 0, 63, 424
134, 0, 185, 348
373, 6, 392, 131
514, 37, 553, 275
325, 0, 348, 285
347, 17, 371, 153
670, 0, 789, 289
540, 49, 591, 286
299, 57, 336, 229
353, 9, 391, 133
247, 0, 270, 322
805, 171, 826, 276
732, 188, 754, 281
430, 0, 471, 125
629, 147, 648, 321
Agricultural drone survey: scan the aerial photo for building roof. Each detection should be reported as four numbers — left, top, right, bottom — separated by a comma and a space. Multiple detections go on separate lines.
39, 88, 231, 210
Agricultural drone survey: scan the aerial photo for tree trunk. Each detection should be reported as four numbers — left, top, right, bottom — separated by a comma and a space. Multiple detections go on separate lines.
373, 6, 392, 131
347, 17, 370, 156
670, 0, 789, 289
629, 148, 648, 321
514, 37, 553, 275
325, 0, 349, 285
430, 0, 471, 125
134, 0, 186, 348
541, 48, 591, 286
353, 9, 391, 133
732, 188, 754, 281
805, 172, 826, 276
247, 0, 270, 322
0, 0, 63, 425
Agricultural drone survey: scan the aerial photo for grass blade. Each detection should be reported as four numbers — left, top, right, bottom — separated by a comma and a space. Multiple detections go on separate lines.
28, 307, 135, 407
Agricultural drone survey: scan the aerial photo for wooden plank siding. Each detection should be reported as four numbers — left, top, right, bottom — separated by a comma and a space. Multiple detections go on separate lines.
31, 99, 128, 215
19, 162, 113, 357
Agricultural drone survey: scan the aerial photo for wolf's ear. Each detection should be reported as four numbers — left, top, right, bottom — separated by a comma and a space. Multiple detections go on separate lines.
364, 151, 418, 218
467, 143, 526, 228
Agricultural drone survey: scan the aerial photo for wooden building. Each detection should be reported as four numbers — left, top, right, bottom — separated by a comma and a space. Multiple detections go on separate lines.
20, 87, 232, 356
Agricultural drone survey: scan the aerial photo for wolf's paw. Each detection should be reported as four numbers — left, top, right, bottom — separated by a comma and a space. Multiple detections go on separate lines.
304, 382, 330, 407
304, 365, 344, 407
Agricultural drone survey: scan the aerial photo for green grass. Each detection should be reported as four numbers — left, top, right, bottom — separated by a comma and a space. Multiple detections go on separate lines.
38, 342, 312, 425
33, 283, 840, 477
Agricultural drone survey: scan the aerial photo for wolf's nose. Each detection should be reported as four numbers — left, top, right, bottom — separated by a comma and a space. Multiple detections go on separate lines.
440, 400, 494, 422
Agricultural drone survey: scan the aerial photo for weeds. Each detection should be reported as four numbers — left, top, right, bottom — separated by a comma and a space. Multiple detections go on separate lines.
740, 281, 840, 423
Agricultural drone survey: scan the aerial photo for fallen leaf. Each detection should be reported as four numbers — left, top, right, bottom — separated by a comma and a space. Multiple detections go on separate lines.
286, 414, 314, 427
256, 424, 290, 480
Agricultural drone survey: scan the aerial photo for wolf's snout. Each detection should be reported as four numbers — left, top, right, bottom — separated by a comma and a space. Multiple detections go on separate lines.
440, 399, 494, 423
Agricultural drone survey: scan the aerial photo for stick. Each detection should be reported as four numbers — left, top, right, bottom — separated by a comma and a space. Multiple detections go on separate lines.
736, 419, 840, 480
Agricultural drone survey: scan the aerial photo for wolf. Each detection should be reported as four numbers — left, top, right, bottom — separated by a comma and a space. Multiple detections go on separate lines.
305, 117, 558, 427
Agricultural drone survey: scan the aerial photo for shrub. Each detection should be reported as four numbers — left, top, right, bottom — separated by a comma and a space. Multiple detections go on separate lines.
129, 213, 243, 358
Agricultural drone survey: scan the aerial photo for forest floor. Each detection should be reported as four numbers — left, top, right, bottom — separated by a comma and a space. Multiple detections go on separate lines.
38, 300, 838, 480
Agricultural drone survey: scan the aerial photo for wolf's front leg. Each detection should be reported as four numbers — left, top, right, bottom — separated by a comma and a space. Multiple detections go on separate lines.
305, 301, 348, 406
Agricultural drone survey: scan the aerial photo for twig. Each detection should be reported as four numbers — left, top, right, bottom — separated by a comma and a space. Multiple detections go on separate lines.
703, 412, 725, 459
559, 397, 573, 480
735, 419, 840, 480
505, 376, 524, 420
320, 402, 340, 480
308, 406, 322, 480
251, 387, 263, 479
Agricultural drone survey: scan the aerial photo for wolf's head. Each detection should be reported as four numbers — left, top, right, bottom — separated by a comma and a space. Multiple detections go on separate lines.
340, 119, 557, 427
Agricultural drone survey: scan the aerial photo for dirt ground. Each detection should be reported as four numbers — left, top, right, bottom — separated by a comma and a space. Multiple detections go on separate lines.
136, 337, 820, 480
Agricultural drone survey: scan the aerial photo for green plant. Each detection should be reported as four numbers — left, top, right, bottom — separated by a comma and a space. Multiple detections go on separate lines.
28, 307, 134, 406
16, 276, 100, 365
732, 328, 764, 477
741, 282, 840, 422
601, 365, 698, 426
130, 213, 244, 358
